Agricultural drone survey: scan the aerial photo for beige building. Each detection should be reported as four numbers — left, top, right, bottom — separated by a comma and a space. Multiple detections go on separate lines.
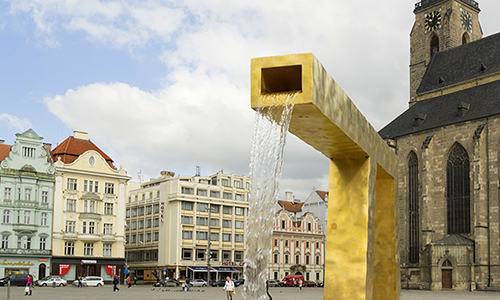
50, 131, 130, 282
125, 170, 249, 283
270, 199, 325, 284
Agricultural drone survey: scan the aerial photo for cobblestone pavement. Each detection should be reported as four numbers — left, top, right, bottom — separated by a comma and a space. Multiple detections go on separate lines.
2, 285, 500, 300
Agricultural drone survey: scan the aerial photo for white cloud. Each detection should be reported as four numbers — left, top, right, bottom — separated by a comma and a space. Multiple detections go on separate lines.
0, 113, 32, 131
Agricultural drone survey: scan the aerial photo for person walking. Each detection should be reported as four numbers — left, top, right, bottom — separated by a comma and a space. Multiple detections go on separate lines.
26, 275, 33, 296
223, 276, 235, 300
112, 275, 120, 292
186, 278, 190, 291
77, 276, 82, 288
133, 276, 137, 286
298, 279, 303, 290
127, 276, 131, 288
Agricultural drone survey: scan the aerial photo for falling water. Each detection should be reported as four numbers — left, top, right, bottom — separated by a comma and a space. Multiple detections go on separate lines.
244, 91, 298, 300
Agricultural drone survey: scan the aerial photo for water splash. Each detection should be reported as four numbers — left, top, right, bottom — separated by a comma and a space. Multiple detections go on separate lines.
244, 91, 298, 300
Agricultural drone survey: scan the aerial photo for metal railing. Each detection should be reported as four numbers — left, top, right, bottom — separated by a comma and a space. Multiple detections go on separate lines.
0, 248, 51, 255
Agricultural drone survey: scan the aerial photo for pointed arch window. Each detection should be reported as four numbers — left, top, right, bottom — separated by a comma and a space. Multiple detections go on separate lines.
408, 151, 419, 264
446, 144, 470, 234
430, 35, 439, 57
462, 33, 470, 45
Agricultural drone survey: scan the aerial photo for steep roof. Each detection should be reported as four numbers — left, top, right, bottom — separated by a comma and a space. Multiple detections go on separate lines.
379, 80, 500, 139
316, 190, 328, 202
51, 136, 115, 169
0, 144, 12, 162
277, 200, 304, 213
433, 234, 474, 246
417, 32, 500, 95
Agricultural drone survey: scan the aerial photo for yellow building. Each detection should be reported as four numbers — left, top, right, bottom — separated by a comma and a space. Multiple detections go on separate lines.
50, 131, 130, 282
125, 170, 249, 284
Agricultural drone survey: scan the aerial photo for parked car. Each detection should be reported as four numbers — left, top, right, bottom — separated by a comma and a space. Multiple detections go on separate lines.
316, 281, 324, 287
72, 276, 104, 287
153, 279, 177, 287
190, 279, 208, 287
212, 279, 226, 287
37, 276, 67, 287
0, 274, 29, 286
303, 281, 317, 287
280, 275, 304, 287
267, 279, 280, 287
234, 279, 245, 287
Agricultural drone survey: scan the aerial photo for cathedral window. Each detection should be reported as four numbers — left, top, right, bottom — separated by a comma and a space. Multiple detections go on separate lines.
430, 35, 439, 57
446, 143, 470, 234
408, 151, 419, 264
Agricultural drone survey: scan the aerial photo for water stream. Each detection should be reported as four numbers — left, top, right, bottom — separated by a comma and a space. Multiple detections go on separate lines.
243, 91, 299, 300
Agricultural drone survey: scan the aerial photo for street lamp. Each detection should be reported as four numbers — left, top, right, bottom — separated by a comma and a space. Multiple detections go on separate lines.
205, 203, 216, 286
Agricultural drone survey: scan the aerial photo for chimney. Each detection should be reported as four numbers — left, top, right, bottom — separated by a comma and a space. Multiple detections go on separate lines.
0, 140, 4, 144
285, 191, 294, 202
73, 131, 89, 141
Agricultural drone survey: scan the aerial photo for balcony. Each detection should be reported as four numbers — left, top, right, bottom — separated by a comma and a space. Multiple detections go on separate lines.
0, 248, 51, 255
63, 232, 79, 240
78, 234, 101, 242
102, 234, 116, 241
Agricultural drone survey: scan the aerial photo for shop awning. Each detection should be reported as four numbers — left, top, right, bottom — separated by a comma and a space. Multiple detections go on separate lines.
187, 266, 216, 272
211, 267, 240, 273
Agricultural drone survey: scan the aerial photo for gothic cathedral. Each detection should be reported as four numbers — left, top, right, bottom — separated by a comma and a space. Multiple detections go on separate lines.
380, 0, 500, 291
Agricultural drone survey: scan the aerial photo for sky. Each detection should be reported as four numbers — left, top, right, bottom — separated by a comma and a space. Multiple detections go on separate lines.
1, 0, 500, 202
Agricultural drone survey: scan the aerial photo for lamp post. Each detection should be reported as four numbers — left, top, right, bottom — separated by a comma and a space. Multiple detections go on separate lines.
206, 203, 214, 286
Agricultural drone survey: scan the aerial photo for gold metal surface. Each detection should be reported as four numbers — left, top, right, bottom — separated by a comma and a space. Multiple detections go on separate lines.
251, 53, 400, 300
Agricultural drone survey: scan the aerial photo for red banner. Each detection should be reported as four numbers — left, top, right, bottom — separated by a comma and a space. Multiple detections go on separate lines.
59, 264, 71, 276
105, 265, 116, 277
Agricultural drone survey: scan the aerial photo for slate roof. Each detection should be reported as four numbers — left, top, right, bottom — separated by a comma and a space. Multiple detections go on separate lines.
433, 234, 474, 246
277, 200, 304, 213
379, 80, 500, 139
0, 144, 12, 162
417, 32, 500, 95
51, 136, 115, 169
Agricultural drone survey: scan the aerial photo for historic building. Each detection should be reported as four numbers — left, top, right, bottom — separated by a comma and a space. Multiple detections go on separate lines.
379, 0, 500, 291
50, 131, 130, 282
302, 189, 329, 233
125, 170, 249, 283
0, 129, 55, 279
269, 198, 324, 283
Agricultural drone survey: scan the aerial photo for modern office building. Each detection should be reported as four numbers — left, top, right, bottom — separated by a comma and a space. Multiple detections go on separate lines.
0, 129, 55, 279
50, 131, 130, 282
125, 170, 249, 283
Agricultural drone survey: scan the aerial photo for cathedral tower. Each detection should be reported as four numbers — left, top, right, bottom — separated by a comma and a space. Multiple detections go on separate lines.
409, 0, 482, 105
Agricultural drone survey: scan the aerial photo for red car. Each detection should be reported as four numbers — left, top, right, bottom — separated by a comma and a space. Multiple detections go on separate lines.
303, 281, 317, 287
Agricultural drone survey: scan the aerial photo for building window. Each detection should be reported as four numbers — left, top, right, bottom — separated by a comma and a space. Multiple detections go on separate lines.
41, 213, 47, 226
84, 180, 99, 192
274, 272, 278, 280
222, 233, 231, 242
210, 191, 220, 198
316, 273, 320, 281
17, 236, 21, 248
67, 199, 76, 212
197, 189, 207, 196
223, 219, 232, 228
25, 188, 32, 201
306, 273, 310, 281
64, 242, 74, 255
67, 178, 77, 190
274, 254, 278, 263
182, 248, 192, 260
196, 231, 208, 240
196, 217, 208, 226
285, 255, 289, 264
138, 207, 144, 216
182, 187, 194, 195
196, 249, 205, 261
131, 221, 137, 230
126, 209, 130, 217
223, 192, 232, 199
1, 236, 8, 248
182, 231, 193, 240
3, 210, 9, 223
40, 237, 46, 250
210, 232, 219, 241
274, 239, 278, 247
102, 182, 114, 194
153, 232, 159, 241
5, 187, 11, 200
447, 143, 471, 234
84, 200, 96, 213
223, 206, 232, 215
316, 255, 320, 265
24, 211, 31, 224
210, 250, 218, 261
104, 203, 113, 215
308, 223, 312, 231
82, 221, 87, 234
154, 218, 159, 227
65, 221, 75, 233
234, 251, 243, 262
22, 146, 35, 157
146, 219, 151, 228
235, 220, 244, 229
295, 241, 299, 247
153, 204, 160, 213
306, 255, 310, 265
234, 180, 242, 188
84, 243, 94, 256
103, 244, 112, 256
235, 194, 244, 201
282, 220, 286, 229
146, 206, 152, 215
295, 255, 300, 264
235, 207, 244, 216
138, 220, 144, 229
285, 240, 289, 247
196, 203, 208, 212
235, 234, 244, 243
316, 242, 319, 248
430, 35, 439, 57
211, 205, 220, 213
222, 250, 231, 262
41, 191, 48, 203
306, 241, 309, 248
408, 151, 419, 264
181, 216, 193, 224
181, 201, 193, 211
210, 218, 219, 227
26, 237, 31, 249
103, 223, 113, 235
222, 178, 230, 187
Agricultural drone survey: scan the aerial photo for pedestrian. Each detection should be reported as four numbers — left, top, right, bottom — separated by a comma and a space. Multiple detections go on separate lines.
298, 279, 303, 290
133, 276, 137, 286
113, 275, 120, 292
223, 276, 234, 300
186, 278, 190, 291
77, 276, 82, 288
26, 275, 33, 296
127, 276, 131, 288
182, 282, 186, 291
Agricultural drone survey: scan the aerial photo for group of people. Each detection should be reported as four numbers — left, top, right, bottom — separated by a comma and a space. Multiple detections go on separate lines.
112, 275, 137, 291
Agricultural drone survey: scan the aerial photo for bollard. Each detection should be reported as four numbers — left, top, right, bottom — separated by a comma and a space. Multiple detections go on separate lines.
7, 280, 10, 299
53, 281, 56, 288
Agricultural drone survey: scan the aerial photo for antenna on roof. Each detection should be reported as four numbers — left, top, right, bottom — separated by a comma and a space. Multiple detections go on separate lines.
137, 170, 144, 183
195, 166, 201, 176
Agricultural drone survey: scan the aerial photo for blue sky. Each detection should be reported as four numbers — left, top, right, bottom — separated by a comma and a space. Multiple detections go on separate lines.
1, 0, 499, 201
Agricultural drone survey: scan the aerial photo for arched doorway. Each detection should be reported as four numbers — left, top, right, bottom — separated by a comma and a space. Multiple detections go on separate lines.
441, 260, 452, 289
39, 264, 46, 279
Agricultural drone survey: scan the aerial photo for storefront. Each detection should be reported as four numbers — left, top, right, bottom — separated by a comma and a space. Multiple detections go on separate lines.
0, 256, 50, 280
51, 257, 125, 283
